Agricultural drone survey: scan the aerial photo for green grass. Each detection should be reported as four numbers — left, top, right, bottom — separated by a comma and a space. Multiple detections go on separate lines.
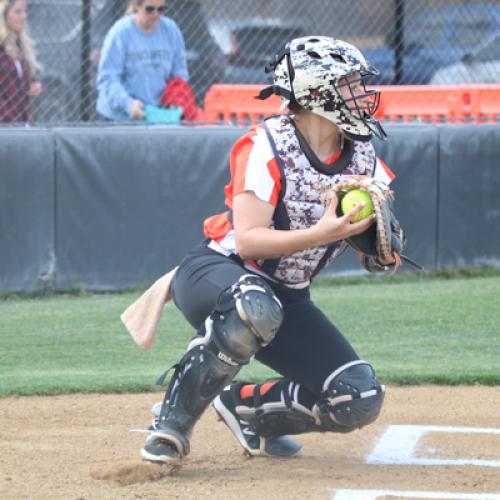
1, 270, 499, 396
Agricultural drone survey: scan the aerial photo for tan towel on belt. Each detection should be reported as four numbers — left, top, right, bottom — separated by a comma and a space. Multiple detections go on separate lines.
120, 267, 178, 350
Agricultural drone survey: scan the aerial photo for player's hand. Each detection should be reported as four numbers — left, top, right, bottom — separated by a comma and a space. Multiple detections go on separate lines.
313, 192, 374, 245
129, 100, 146, 120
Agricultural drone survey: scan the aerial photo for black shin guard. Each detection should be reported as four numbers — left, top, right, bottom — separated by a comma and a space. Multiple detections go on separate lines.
236, 381, 320, 437
154, 343, 241, 457
230, 362, 384, 439
144, 274, 284, 461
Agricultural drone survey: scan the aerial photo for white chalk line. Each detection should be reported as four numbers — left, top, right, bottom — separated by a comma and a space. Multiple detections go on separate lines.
366, 425, 500, 467
331, 489, 500, 500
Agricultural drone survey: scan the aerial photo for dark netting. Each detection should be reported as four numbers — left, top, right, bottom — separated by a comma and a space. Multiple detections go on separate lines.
1, 0, 499, 125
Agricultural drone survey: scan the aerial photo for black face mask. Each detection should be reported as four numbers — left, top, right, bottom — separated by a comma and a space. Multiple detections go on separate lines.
334, 70, 387, 142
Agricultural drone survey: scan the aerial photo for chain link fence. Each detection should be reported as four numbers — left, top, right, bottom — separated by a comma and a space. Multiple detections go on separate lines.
4, 0, 500, 124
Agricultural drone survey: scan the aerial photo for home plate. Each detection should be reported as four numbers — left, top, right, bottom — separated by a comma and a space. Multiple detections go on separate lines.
366, 425, 500, 467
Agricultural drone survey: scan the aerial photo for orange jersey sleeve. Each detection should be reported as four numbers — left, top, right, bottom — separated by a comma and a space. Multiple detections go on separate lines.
204, 126, 282, 242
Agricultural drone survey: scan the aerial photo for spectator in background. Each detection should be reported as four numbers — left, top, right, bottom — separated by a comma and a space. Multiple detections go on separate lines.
0, 0, 42, 123
96, 0, 189, 122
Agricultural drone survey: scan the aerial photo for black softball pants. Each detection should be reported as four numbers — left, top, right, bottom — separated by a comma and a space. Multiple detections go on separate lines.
171, 241, 359, 397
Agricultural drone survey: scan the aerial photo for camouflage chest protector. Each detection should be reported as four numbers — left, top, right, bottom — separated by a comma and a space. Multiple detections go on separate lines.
255, 114, 376, 285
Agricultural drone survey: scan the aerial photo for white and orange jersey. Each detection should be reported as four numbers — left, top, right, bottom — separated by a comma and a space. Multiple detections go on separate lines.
203, 116, 395, 278
203, 124, 279, 253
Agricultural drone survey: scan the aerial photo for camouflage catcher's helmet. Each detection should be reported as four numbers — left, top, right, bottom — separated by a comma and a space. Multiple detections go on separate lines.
257, 36, 387, 141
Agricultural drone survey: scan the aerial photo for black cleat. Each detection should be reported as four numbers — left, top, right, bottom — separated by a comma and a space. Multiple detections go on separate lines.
141, 434, 181, 464
213, 384, 302, 458
141, 427, 189, 464
141, 405, 189, 464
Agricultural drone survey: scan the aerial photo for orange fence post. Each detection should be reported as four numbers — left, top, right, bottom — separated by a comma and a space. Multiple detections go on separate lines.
202, 84, 281, 123
201, 84, 500, 125
460, 84, 500, 123
374, 85, 463, 124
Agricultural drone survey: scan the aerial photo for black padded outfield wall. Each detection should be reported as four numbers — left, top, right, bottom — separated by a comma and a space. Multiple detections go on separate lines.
0, 129, 56, 292
54, 126, 243, 290
0, 124, 499, 292
437, 125, 500, 269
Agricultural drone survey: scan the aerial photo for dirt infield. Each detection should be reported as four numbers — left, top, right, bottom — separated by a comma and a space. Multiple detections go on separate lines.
1, 386, 499, 499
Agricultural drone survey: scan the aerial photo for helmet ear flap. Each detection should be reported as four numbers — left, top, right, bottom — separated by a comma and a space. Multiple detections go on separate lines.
258, 46, 295, 108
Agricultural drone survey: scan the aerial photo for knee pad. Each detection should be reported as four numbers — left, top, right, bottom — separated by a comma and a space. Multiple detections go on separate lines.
315, 361, 385, 433
209, 275, 283, 365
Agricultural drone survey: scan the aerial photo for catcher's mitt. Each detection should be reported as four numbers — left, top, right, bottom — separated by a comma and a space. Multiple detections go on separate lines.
333, 178, 406, 274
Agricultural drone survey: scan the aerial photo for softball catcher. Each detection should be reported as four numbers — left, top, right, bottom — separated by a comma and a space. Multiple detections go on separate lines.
140, 36, 408, 464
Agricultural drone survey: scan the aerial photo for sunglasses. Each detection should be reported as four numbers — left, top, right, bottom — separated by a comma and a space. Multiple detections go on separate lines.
144, 5, 166, 13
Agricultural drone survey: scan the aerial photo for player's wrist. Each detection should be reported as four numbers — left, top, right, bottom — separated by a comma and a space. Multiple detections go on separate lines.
308, 224, 327, 248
